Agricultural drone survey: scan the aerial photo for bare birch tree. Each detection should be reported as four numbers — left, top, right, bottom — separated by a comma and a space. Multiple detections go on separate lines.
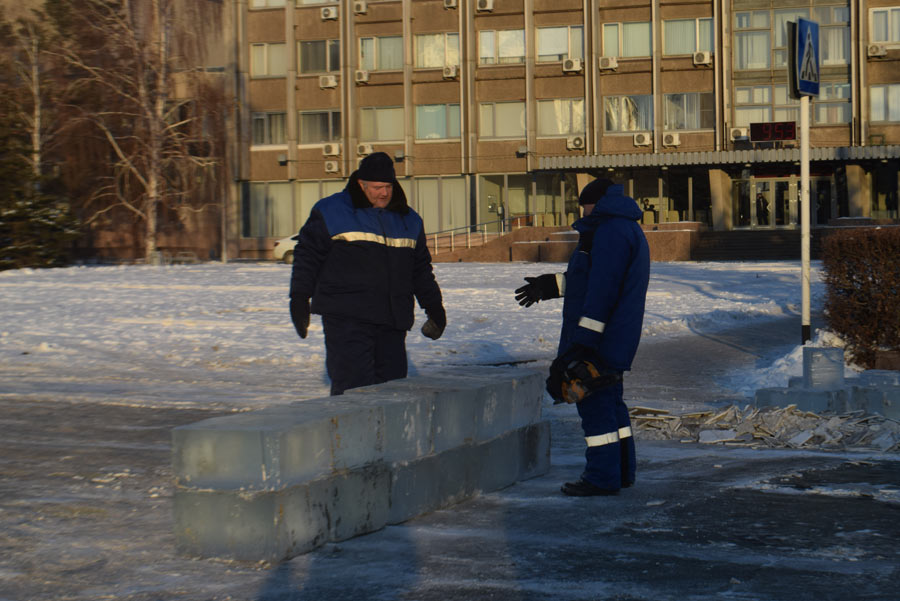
49, 0, 227, 261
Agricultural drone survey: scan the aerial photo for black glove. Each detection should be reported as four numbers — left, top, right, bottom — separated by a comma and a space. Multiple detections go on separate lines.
515, 274, 561, 307
422, 305, 446, 340
289, 297, 310, 339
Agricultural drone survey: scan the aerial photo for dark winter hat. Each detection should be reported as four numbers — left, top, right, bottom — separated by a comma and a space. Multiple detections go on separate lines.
578, 178, 615, 205
357, 152, 396, 183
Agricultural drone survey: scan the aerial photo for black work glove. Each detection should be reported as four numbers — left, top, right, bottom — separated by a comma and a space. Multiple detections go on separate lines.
289, 297, 310, 339
515, 274, 561, 307
547, 343, 599, 404
421, 305, 446, 340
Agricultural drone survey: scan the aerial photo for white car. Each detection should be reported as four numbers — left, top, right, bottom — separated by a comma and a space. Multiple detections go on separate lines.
273, 235, 297, 263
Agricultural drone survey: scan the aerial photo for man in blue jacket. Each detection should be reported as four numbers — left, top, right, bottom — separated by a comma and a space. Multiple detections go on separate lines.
289, 152, 446, 395
515, 179, 649, 496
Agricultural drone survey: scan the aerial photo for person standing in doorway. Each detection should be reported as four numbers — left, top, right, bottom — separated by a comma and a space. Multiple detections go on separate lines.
289, 152, 446, 395
515, 179, 650, 496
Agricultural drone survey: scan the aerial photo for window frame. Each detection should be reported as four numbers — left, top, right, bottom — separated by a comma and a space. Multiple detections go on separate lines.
479, 101, 527, 139
414, 32, 460, 69
298, 109, 342, 145
663, 92, 716, 130
536, 98, 586, 137
359, 35, 404, 72
536, 25, 584, 63
871, 7, 900, 43
478, 29, 526, 65
870, 83, 900, 122
298, 39, 340, 74
359, 106, 405, 142
662, 18, 714, 56
601, 21, 652, 58
415, 103, 462, 141
602, 94, 654, 133
734, 11, 771, 70
251, 111, 288, 146
250, 42, 287, 78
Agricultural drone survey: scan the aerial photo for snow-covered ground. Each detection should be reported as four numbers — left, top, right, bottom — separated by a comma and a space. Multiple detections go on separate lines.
0, 260, 841, 409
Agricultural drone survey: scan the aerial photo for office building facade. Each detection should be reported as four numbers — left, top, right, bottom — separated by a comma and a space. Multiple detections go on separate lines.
230, 0, 899, 260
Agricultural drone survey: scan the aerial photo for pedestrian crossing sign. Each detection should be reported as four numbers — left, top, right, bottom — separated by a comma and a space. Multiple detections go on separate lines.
793, 18, 820, 97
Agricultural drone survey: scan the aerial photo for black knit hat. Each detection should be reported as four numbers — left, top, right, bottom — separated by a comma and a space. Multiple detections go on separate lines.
357, 152, 396, 183
578, 178, 615, 205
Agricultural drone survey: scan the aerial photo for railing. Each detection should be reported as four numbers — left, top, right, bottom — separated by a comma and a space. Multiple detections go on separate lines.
427, 214, 541, 255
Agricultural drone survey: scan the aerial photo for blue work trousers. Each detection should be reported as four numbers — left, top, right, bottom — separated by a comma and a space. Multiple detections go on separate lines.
322, 316, 408, 396
575, 379, 636, 490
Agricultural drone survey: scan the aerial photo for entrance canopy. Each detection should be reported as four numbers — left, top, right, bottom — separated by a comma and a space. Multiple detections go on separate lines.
537, 145, 900, 171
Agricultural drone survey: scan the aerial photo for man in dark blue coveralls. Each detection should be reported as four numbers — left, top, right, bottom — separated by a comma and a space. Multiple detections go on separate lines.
289, 152, 446, 395
515, 179, 649, 496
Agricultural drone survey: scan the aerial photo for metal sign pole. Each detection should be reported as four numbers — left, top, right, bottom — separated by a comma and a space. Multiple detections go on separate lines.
800, 95, 811, 344
791, 17, 819, 345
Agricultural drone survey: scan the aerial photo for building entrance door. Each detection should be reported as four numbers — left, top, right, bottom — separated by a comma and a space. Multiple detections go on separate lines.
732, 177, 798, 228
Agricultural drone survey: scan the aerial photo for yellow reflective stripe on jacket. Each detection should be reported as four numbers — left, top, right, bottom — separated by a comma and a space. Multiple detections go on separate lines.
585, 431, 620, 447
332, 231, 417, 248
578, 315, 606, 333
619, 426, 633, 439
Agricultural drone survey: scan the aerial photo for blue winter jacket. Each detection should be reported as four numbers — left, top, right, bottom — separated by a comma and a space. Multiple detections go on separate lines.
289, 172, 443, 331
558, 184, 650, 371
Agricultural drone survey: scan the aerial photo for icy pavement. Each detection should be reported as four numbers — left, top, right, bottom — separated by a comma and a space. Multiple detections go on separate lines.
1, 261, 898, 600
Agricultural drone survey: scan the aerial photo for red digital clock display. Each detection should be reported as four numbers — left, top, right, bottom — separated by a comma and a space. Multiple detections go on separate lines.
749, 121, 797, 142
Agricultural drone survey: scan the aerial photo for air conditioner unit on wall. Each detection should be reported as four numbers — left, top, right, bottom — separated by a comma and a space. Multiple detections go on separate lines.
663, 132, 681, 147
598, 56, 618, 71
442, 65, 459, 79
353, 0, 367, 14
355, 69, 369, 83
319, 75, 338, 88
357, 143, 373, 156
562, 58, 583, 73
476, 0, 494, 12
320, 6, 337, 20
730, 127, 748, 141
323, 143, 341, 157
566, 136, 585, 150
324, 160, 340, 173
867, 44, 888, 57
633, 132, 651, 147
443, 0, 458, 8
693, 51, 712, 66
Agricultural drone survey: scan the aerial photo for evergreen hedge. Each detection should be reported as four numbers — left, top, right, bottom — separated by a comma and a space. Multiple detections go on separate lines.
822, 227, 900, 369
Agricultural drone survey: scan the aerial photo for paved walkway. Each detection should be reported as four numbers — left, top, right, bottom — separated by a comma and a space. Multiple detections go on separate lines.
1, 313, 897, 601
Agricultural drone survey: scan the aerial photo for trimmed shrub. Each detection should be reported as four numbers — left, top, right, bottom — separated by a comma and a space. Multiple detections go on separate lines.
822, 227, 900, 369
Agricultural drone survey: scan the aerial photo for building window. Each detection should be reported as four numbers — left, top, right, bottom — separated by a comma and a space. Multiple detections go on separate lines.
537, 26, 584, 62
602, 22, 651, 58
537, 98, 585, 136
299, 110, 341, 144
250, 43, 287, 77
663, 19, 713, 55
871, 7, 900, 42
815, 83, 851, 124
243, 182, 293, 239
479, 102, 526, 138
734, 11, 770, 70
772, 85, 800, 122
603, 95, 653, 132
299, 39, 339, 73
416, 104, 461, 140
870, 84, 900, 122
360, 36, 403, 71
773, 9, 809, 68
360, 106, 404, 141
478, 29, 526, 65
415, 33, 460, 68
734, 86, 772, 126
251, 112, 287, 145
664, 93, 715, 130
817, 6, 850, 65
250, 0, 285, 7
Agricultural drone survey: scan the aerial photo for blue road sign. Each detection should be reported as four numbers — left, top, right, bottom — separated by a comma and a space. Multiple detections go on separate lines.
795, 18, 819, 97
